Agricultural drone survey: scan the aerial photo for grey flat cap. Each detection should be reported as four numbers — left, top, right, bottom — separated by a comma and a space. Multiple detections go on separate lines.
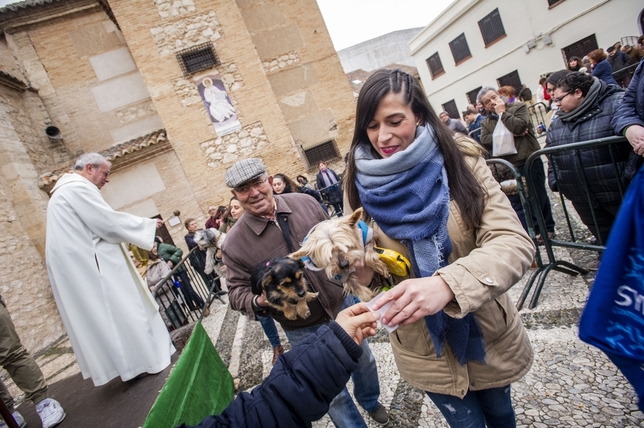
224, 158, 266, 188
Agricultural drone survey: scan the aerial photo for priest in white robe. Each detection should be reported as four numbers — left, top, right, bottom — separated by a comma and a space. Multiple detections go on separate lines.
45, 153, 175, 387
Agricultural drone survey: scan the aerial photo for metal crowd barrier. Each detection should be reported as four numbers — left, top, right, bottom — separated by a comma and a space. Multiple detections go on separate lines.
528, 102, 549, 135
149, 247, 226, 332
518, 135, 633, 309
318, 183, 343, 217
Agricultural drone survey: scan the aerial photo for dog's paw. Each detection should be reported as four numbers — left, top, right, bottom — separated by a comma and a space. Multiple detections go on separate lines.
282, 308, 298, 320
296, 305, 311, 319
305, 292, 319, 301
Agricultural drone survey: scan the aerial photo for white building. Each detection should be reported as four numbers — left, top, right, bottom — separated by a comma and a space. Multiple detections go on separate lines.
409, 0, 643, 118
337, 28, 422, 73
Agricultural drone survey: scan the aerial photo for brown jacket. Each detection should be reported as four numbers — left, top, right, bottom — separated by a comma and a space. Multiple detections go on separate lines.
480, 102, 541, 167
369, 148, 535, 397
221, 193, 345, 329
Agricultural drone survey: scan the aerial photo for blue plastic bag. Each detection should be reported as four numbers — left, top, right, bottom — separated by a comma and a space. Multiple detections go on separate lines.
579, 167, 644, 410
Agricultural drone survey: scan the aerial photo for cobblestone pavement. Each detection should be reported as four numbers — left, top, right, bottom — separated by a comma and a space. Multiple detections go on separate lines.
2, 188, 643, 427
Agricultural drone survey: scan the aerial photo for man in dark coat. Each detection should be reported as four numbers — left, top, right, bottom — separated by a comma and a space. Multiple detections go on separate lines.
607, 46, 633, 88
439, 111, 468, 134
478, 87, 556, 240
463, 108, 484, 143
612, 60, 644, 160
155, 237, 205, 311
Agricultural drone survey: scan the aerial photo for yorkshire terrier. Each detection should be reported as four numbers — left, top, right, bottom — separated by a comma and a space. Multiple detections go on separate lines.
250, 257, 319, 320
290, 208, 389, 302
193, 228, 226, 276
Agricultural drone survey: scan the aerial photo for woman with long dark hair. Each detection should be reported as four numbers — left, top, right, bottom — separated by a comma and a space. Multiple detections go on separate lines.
345, 69, 535, 427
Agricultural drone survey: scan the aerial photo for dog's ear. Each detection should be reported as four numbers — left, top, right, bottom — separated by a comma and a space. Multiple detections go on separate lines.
347, 207, 364, 227
260, 272, 274, 290
250, 262, 271, 295
205, 229, 216, 242
294, 258, 305, 270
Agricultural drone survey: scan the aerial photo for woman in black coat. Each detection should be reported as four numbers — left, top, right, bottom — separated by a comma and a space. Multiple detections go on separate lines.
315, 161, 343, 216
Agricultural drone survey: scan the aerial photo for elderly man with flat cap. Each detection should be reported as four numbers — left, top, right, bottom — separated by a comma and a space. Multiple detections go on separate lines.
220, 158, 388, 427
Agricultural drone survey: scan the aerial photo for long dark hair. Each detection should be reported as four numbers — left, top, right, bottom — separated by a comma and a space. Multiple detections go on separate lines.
345, 68, 485, 229
273, 173, 298, 194
555, 71, 594, 97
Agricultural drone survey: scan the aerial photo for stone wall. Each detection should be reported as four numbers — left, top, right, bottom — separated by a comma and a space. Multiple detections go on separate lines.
200, 121, 267, 168
0, 86, 65, 352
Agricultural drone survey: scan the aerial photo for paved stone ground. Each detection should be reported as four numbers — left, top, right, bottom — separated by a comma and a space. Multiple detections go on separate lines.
2, 180, 643, 427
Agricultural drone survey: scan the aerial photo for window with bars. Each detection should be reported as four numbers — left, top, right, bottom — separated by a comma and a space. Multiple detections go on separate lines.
467, 87, 483, 105
176, 42, 220, 77
303, 140, 341, 169
561, 34, 598, 66
426, 52, 445, 79
497, 70, 522, 95
442, 100, 459, 119
449, 33, 472, 65
478, 8, 506, 47
548, 0, 566, 8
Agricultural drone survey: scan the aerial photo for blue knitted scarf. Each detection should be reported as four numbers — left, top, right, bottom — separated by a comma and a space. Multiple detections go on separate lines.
355, 124, 486, 365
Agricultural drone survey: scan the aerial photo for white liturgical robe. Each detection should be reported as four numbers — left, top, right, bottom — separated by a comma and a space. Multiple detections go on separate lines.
45, 173, 175, 386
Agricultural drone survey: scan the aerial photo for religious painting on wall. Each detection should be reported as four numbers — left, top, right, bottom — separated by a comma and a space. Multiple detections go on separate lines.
195, 73, 241, 136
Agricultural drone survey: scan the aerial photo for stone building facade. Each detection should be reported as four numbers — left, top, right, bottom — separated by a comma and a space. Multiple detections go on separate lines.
0, 0, 355, 352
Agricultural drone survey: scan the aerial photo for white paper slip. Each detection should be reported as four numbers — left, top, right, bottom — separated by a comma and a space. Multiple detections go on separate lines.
366, 291, 400, 333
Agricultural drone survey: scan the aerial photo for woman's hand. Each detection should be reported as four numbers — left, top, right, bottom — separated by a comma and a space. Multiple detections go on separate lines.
625, 125, 644, 156
370, 276, 455, 327
336, 303, 380, 344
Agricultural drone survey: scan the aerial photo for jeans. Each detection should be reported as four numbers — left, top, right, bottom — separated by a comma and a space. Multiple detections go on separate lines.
257, 315, 281, 348
282, 295, 380, 428
175, 270, 204, 310
426, 385, 516, 428
569, 198, 621, 245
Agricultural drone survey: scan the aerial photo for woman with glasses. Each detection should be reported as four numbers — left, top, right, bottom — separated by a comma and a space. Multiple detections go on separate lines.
546, 72, 631, 270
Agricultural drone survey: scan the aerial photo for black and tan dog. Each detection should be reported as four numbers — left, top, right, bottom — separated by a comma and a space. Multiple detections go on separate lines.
250, 257, 318, 320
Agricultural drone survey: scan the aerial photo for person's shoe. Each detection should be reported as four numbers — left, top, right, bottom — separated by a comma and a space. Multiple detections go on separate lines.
202, 307, 211, 317
272, 345, 284, 365
536, 231, 555, 245
36, 398, 66, 428
368, 403, 389, 425
0, 411, 26, 428
586, 259, 600, 271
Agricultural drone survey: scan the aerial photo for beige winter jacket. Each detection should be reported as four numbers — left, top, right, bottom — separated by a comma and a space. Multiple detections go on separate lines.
368, 143, 535, 398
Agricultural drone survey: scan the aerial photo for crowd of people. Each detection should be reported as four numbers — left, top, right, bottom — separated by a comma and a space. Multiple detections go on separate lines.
438, 38, 644, 271
6, 34, 643, 428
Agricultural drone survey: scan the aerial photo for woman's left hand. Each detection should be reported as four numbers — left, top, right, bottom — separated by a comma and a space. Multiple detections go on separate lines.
371, 276, 455, 327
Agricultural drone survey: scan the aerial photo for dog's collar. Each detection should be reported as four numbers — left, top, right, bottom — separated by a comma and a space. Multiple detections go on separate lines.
299, 219, 373, 273
356, 220, 372, 247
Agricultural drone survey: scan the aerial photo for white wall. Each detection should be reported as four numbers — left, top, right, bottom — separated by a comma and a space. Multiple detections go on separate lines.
410, 0, 642, 114
337, 28, 423, 73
